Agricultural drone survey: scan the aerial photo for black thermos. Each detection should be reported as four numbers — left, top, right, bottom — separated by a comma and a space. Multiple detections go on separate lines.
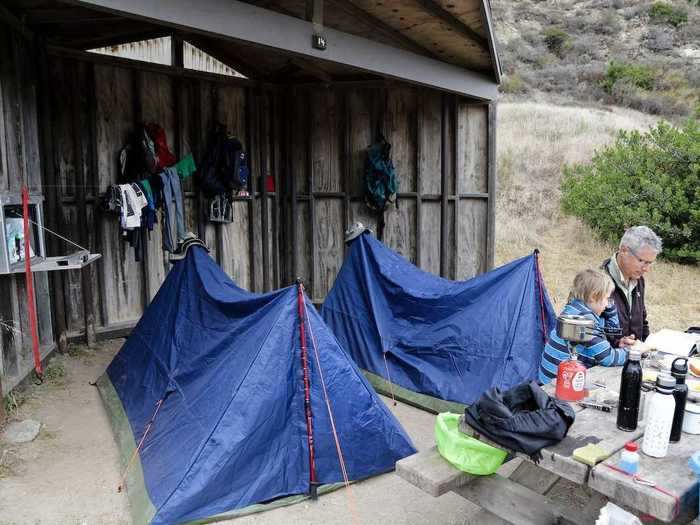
617, 350, 643, 431
670, 357, 689, 442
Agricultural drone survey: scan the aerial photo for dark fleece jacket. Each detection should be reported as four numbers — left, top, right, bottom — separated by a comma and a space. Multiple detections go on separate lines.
601, 257, 649, 344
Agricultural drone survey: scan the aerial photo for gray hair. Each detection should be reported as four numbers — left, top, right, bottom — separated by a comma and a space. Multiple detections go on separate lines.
619, 226, 662, 253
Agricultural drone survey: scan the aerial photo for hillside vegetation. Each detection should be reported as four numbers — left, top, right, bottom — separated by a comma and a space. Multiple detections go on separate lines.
492, 0, 700, 118
494, 102, 699, 331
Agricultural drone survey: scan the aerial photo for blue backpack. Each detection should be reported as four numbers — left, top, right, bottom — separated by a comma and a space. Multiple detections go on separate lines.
364, 136, 398, 211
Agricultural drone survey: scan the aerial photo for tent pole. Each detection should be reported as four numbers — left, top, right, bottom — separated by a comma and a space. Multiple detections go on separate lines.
296, 279, 318, 499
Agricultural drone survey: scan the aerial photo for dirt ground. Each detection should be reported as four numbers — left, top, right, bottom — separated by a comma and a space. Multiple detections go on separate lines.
0, 340, 490, 525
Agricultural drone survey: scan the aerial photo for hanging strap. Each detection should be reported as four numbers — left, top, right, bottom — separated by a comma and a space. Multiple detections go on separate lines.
22, 186, 43, 380
534, 250, 548, 344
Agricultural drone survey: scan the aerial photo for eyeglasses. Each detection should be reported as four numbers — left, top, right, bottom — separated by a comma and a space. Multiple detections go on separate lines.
628, 248, 655, 268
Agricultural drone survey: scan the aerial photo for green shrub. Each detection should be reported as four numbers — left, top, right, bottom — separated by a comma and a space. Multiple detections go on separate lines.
649, 2, 688, 26
561, 119, 700, 263
499, 73, 527, 94
601, 61, 656, 93
542, 27, 571, 58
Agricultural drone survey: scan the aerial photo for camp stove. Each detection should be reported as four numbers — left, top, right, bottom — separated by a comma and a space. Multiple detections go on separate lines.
554, 314, 596, 401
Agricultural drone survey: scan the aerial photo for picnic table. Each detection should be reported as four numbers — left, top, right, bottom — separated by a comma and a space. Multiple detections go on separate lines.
396, 365, 700, 524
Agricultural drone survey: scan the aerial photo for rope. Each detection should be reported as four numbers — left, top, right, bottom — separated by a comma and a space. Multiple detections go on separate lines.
534, 250, 548, 344
382, 351, 397, 407
117, 397, 165, 493
601, 463, 680, 521
302, 288, 361, 525
6, 210, 90, 253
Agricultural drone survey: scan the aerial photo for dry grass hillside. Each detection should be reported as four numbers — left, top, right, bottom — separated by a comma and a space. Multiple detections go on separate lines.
494, 102, 699, 331
492, 0, 700, 118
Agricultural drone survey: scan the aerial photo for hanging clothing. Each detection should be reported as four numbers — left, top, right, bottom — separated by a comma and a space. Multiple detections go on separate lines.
118, 184, 142, 230
160, 168, 186, 252
176, 153, 197, 180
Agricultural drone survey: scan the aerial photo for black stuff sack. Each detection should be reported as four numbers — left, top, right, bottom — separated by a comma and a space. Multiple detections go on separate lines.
463, 381, 575, 461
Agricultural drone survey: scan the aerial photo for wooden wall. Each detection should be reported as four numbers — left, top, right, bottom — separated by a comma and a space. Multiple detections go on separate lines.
281, 85, 493, 301
0, 29, 55, 394
1, 38, 495, 394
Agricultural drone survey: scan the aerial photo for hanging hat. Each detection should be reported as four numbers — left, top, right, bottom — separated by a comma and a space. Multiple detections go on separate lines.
169, 233, 209, 263
344, 222, 372, 244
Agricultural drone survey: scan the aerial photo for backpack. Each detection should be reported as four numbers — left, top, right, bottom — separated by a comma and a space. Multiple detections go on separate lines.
364, 136, 397, 211
198, 124, 250, 198
463, 381, 576, 461
118, 124, 175, 182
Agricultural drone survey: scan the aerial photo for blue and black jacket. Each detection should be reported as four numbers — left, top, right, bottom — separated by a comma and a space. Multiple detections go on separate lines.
538, 299, 628, 385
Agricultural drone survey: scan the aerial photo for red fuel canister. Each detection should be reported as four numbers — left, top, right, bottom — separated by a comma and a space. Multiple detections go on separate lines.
555, 356, 587, 401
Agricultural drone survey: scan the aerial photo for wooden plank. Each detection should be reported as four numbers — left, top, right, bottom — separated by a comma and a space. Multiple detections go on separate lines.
140, 71, 175, 299
457, 200, 488, 280
216, 84, 249, 286
347, 88, 372, 197
385, 86, 417, 193
94, 64, 144, 325
456, 102, 489, 279
486, 102, 496, 270
38, 49, 67, 351
421, 202, 441, 275
70, 60, 95, 346
311, 90, 342, 192
384, 199, 417, 264
440, 94, 449, 277
245, 87, 256, 292
295, 201, 312, 289
0, 30, 9, 193
454, 474, 586, 525
314, 199, 344, 299
589, 435, 700, 523
418, 90, 441, 194
396, 446, 475, 497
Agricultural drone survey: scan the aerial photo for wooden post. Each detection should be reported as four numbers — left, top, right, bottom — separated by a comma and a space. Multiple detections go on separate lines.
486, 102, 496, 270
306, 89, 316, 298
439, 93, 449, 278
0, 374, 5, 422
70, 61, 96, 347
259, 91, 270, 292
36, 40, 68, 353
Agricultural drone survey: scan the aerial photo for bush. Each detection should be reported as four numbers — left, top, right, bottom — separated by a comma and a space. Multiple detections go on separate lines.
649, 2, 688, 26
561, 119, 700, 263
542, 27, 572, 58
499, 73, 527, 94
601, 61, 656, 93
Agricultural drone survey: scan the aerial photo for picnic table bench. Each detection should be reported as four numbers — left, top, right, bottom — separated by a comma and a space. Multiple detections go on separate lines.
396, 366, 700, 524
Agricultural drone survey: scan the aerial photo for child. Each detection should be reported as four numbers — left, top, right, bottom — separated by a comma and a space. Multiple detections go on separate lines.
539, 269, 628, 385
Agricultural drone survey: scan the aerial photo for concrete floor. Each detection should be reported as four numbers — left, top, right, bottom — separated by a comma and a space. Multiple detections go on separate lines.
0, 340, 487, 525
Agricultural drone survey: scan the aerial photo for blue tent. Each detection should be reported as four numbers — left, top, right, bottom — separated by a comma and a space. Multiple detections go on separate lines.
321, 233, 556, 410
97, 246, 415, 525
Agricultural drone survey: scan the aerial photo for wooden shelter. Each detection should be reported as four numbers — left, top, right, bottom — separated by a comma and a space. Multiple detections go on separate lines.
0, 0, 501, 399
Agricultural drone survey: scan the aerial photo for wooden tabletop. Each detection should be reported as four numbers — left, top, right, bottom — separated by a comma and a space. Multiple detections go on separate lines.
456, 365, 700, 523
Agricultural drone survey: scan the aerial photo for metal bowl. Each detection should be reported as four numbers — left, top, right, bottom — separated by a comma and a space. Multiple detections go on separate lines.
556, 314, 596, 343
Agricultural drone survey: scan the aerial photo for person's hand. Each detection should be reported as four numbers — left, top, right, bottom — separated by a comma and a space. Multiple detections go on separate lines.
619, 335, 637, 348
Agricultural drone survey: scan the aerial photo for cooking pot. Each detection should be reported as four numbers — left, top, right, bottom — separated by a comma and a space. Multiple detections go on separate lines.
556, 314, 596, 343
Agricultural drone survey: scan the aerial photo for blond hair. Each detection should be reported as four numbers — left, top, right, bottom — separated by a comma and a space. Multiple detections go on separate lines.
567, 269, 614, 304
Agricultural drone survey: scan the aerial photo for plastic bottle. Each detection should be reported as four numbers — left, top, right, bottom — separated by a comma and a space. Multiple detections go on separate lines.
642, 373, 677, 458
618, 441, 640, 475
617, 350, 643, 431
670, 357, 688, 442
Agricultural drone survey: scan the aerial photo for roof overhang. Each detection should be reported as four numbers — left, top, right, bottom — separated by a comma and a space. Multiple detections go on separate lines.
69, 0, 499, 100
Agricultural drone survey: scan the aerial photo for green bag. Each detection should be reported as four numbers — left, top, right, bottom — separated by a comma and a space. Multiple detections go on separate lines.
435, 412, 507, 475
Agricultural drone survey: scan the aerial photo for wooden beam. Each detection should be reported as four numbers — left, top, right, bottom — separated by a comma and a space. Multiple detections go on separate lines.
71, 0, 498, 100
289, 58, 332, 83
64, 28, 170, 50
0, 3, 33, 40
479, 0, 502, 84
414, 0, 488, 51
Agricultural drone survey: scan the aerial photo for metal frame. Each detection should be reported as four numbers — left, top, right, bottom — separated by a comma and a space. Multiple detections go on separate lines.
72, 0, 498, 100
